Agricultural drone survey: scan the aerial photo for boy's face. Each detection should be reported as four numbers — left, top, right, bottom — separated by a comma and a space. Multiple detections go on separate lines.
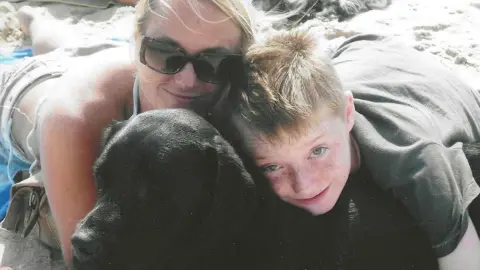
240, 92, 357, 215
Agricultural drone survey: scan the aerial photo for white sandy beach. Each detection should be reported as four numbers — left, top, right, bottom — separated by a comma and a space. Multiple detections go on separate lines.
0, 0, 479, 268
2, 0, 480, 89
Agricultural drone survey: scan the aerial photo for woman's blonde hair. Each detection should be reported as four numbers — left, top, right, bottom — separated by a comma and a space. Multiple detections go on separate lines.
134, 0, 257, 51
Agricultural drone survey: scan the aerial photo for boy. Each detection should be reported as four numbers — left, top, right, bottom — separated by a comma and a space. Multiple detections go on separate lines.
231, 29, 480, 269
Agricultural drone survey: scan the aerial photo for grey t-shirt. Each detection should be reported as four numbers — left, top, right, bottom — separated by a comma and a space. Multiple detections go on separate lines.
331, 34, 480, 257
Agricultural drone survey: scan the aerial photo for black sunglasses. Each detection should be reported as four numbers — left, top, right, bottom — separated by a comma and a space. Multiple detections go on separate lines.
140, 36, 244, 84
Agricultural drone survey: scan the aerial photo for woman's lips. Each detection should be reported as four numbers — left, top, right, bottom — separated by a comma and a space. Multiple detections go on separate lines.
163, 88, 201, 100
295, 186, 330, 205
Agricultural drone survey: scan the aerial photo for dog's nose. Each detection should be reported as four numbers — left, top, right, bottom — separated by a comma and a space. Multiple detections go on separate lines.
71, 230, 102, 262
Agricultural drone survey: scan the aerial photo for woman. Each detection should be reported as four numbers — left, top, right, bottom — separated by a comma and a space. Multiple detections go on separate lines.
0, 0, 257, 263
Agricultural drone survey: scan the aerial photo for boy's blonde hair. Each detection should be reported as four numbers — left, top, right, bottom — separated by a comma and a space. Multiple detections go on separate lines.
234, 28, 346, 140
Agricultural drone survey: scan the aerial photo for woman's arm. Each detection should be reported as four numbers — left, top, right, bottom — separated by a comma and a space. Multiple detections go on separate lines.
38, 50, 134, 262
438, 216, 480, 270
40, 104, 106, 262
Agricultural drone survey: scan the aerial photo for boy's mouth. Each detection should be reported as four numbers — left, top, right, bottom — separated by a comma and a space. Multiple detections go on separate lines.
295, 186, 330, 205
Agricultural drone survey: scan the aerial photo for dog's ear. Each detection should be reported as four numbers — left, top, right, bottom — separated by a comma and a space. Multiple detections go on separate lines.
100, 120, 126, 151
94, 120, 127, 196
201, 135, 257, 238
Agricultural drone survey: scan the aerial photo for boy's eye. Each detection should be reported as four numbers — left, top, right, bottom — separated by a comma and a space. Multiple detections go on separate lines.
310, 146, 328, 158
261, 164, 280, 173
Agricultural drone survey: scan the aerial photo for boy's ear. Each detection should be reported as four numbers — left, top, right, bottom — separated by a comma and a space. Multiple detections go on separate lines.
344, 91, 355, 132
100, 120, 126, 151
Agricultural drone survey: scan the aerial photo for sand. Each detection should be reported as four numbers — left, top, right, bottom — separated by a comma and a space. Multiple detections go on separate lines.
2, 0, 479, 89
0, 1, 135, 50
0, 0, 479, 268
0, 228, 66, 269
315, 0, 480, 89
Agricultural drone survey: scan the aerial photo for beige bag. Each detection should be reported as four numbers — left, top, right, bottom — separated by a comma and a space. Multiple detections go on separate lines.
1, 171, 61, 250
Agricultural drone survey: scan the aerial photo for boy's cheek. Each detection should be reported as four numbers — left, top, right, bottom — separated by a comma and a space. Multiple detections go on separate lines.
270, 181, 291, 200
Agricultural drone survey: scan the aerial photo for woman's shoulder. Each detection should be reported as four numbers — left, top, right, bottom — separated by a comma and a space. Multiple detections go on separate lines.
39, 46, 136, 132
57, 46, 135, 104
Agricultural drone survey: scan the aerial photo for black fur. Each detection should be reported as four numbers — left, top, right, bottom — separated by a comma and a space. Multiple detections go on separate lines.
71, 109, 480, 270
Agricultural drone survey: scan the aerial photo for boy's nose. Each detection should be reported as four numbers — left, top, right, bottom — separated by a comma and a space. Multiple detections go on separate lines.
290, 168, 317, 196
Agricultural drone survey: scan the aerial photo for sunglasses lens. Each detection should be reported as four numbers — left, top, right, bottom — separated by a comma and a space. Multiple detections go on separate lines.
142, 38, 243, 84
194, 55, 242, 84
164, 55, 188, 73
193, 59, 217, 83
144, 46, 186, 74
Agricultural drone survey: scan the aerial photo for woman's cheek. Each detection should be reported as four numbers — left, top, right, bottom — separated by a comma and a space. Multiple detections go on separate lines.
138, 65, 171, 84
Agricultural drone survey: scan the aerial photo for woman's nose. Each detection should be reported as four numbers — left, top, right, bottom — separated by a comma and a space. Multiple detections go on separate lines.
173, 63, 197, 90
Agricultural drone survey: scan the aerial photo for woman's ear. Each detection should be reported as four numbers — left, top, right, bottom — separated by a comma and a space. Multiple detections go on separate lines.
343, 91, 355, 132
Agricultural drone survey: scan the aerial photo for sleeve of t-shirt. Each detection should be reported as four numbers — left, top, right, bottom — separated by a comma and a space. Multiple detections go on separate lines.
392, 142, 478, 257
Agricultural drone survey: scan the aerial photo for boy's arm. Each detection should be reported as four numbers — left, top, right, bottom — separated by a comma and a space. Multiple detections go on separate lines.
438, 216, 480, 270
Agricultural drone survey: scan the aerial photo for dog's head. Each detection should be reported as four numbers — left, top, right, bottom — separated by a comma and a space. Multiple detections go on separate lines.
71, 109, 257, 270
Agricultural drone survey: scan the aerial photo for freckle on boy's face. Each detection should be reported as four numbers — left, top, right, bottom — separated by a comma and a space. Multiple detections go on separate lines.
242, 113, 356, 215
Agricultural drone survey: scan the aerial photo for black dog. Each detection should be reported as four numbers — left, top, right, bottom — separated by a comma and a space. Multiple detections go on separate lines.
71, 109, 257, 270
71, 109, 480, 270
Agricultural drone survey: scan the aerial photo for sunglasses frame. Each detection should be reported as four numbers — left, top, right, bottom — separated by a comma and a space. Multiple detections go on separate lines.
139, 36, 243, 84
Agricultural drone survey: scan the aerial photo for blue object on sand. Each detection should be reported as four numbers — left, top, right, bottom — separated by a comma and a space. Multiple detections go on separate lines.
0, 182, 12, 221
110, 37, 129, 42
0, 47, 32, 220
0, 47, 33, 64
0, 162, 12, 220
0, 38, 127, 65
